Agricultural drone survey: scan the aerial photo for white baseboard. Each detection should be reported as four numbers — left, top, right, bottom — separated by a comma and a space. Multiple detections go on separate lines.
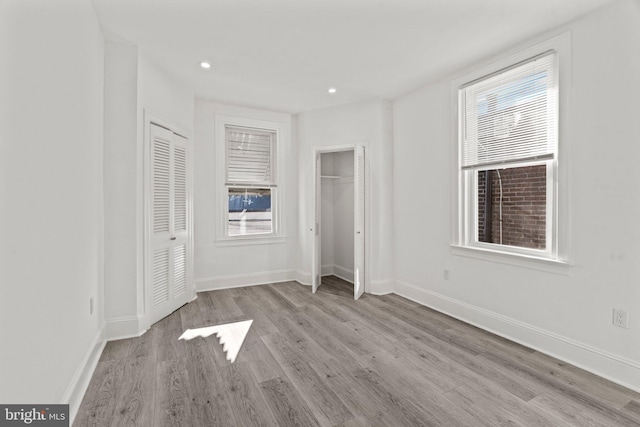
321, 265, 334, 276
196, 269, 297, 292
296, 269, 391, 295
369, 278, 394, 295
295, 270, 311, 286
333, 265, 354, 283
106, 315, 146, 340
64, 328, 106, 426
393, 279, 640, 393
322, 264, 354, 283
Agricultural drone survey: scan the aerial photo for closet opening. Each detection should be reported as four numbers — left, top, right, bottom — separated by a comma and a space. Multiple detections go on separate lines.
311, 145, 365, 299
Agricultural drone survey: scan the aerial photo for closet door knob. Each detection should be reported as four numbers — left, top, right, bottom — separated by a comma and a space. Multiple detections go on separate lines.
170, 237, 176, 240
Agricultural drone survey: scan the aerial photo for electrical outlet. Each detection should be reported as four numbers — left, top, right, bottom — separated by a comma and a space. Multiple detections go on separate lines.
444, 269, 450, 281
90, 298, 94, 315
613, 308, 628, 328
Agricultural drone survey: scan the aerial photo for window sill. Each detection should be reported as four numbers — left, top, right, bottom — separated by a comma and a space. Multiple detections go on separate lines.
216, 235, 287, 247
450, 244, 572, 275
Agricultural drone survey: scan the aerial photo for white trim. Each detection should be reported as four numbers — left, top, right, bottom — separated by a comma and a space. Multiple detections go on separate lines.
214, 114, 287, 242
450, 244, 572, 274
299, 270, 392, 295
393, 279, 640, 394
321, 265, 335, 276
321, 264, 355, 284
296, 270, 312, 286
106, 315, 147, 340
195, 269, 297, 291
368, 279, 394, 296
333, 265, 354, 283
313, 144, 360, 154
65, 330, 106, 426
215, 235, 287, 247
451, 32, 571, 266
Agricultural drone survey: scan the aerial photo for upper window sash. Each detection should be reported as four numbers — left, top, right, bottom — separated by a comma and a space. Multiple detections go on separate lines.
460, 51, 558, 171
225, 125, 277, 187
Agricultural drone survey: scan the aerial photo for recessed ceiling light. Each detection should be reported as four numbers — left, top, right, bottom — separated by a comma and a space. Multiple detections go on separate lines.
328, 87, 337, 94
200, 61, 211, 69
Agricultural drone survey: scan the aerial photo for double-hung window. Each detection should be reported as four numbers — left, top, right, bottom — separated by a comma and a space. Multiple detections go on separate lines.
224, 125, 277, 237
458, 50, 560, 260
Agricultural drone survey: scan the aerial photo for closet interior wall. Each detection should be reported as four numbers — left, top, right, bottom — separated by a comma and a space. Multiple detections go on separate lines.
321, 150, 354, 283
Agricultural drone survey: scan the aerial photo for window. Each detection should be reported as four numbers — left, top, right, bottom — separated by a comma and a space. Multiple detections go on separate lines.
458, 51, 559, 259
228, 187, 272, 236
225, 125, 277, 237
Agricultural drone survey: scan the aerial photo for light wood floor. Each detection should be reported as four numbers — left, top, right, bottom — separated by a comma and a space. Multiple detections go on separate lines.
74, 276, 640, 426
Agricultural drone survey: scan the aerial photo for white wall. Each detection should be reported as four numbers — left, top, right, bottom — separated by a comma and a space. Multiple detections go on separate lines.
103, 46, 194, 338
194, 100, 298, 289
104, 42, 139, 327
333, 183, 355, 281
321, 161, 335, 273
297, 100, 394, 293
392, 0, 640, 391
0, 0, 105, 412
138, 56, 195, 133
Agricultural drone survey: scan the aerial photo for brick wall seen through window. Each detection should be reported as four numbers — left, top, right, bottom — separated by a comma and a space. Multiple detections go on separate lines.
477, 164, 546, 249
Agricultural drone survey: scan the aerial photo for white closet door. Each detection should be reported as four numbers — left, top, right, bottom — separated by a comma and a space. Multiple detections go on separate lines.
150, 124, 192, 324
312, 152, 322, 293
354, 145, 365, 300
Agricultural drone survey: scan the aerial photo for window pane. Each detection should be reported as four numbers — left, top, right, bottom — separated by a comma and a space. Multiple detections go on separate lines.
477, 165, 546, 249
228, 188, 272, 236
226, 126, 275, 185
461, 53, 556, 168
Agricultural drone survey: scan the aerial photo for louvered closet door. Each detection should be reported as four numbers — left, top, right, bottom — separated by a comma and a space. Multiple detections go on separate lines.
312, 152, 322, 293
353, 145, 365, 300
150, 124, 192, 325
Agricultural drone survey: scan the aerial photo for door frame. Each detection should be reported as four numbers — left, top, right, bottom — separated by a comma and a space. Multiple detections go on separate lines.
142, 111, 195, 331
311, 143, 368, 299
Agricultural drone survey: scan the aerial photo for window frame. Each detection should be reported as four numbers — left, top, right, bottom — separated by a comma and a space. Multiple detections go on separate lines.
465, 160, 555, 258
226, 186, 276, 237
451, 33, 571, 269
214, 115, 286, 245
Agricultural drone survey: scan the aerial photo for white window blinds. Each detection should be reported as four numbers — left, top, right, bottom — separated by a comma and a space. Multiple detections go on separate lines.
225, 126, 276, 186
461, 52, 557, 169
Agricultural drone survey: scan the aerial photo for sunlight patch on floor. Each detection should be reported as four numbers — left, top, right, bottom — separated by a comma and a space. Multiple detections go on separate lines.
179, 319, 253, 363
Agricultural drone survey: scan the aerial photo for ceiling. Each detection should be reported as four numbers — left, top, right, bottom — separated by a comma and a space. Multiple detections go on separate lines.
91, 0, 616, 113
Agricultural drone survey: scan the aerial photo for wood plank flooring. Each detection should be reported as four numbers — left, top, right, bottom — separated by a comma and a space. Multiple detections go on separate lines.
74, 276, 640, 426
